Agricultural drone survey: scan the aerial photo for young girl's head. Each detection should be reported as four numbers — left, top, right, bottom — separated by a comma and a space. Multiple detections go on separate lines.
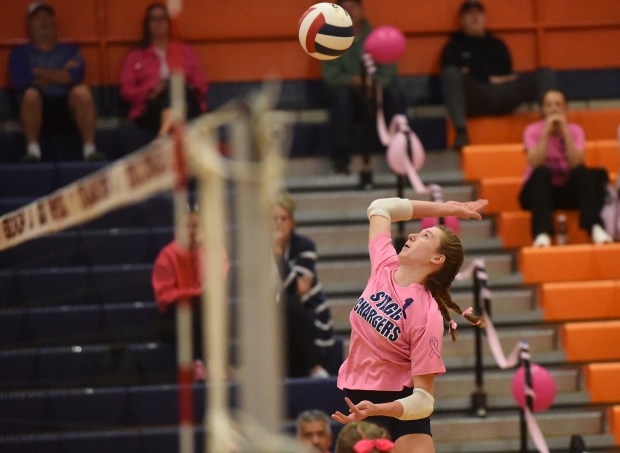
423, 225, 486, 340
335, 421, 394, 453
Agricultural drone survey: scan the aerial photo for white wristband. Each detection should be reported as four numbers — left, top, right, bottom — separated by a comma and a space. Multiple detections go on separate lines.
396, 388, 435, 420
367, 198, 413, 223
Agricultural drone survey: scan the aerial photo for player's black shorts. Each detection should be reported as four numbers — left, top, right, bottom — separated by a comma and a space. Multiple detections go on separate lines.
345, 387, 432, 440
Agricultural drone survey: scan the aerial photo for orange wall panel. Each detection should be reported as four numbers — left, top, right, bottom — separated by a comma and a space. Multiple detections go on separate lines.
104, 0, 154, 41
497, 32, 538, 72
0, 49, 10, 88
196, 41, 321, 83
541, 0, 620, 25
0, 0, 619, 86
546, 29, 620, 69
400, 36, 445, 75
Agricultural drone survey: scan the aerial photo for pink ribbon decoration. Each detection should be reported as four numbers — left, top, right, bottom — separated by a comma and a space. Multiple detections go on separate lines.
455, 259, 551, 452
375, 85, 427, 194
353, 438, 396, 453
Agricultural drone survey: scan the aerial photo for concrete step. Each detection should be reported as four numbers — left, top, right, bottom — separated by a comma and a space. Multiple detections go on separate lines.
297, 219, 496, 258
317, 252, 516, 294
433, 409, 614, 453
436, 367, 580, 399
292, 185, 476, 224
339, 325, 564, 367
321, 272, 525, 297
285, 151, 465, 189
433, 409, 606, 444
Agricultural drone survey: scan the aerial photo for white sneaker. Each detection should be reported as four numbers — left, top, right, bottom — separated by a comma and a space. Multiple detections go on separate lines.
310, 365, 330, 379
532, 233, 551, 247
591, 224, 613, 244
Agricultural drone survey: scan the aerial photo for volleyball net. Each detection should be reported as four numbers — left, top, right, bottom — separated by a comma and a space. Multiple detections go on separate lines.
0, 83, 311, 452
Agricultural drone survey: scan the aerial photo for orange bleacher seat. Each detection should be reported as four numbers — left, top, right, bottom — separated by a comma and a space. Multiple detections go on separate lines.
541, 280, 620, 321
461, 144, 526, 180
586, 363, 620, 403
447, 109, 620, 146
498, 210, 591, 248
462, 139, 618, 182
562, 320, 620, 361
612, 406, 620, 446
586, 139, 620, 173
520, 243, 620, 284
477, 177, 522, 213
447, 113, 539, 145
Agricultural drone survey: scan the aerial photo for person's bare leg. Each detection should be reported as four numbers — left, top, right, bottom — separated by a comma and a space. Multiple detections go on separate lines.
20, 88, 42, 145
394, 433, 435, 453
69, 84, 96, 145
20, 88, 43, 160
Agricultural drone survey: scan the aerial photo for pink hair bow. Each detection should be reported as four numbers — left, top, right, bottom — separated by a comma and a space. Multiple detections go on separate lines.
353, 438, 395, 453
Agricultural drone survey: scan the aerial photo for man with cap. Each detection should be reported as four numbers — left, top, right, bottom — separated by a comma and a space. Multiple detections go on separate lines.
8, 2, 103, 162
440, 0, 557, 150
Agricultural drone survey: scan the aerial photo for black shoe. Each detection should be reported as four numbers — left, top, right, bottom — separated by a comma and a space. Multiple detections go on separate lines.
20, 154, 41, 163
359, 170, 374, 190
85, 151, 107, 162
568, 434, 587, 453
332, 159, 351, 175
452, 129, 469, 151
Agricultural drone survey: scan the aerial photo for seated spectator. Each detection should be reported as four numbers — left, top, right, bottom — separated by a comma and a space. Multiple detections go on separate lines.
334, 421, 394, 453
296, 409, 334, 453
151, 204, 229, 380
321, 0, 406, 175
120, 2, 208, 137
8, 2, 102, 162
440, 0, 557, 150
272, 192, 335, 378
519, 89, 613, 246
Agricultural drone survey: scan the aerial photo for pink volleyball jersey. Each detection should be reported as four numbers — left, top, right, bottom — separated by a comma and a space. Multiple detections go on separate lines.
337, 232, 446, 391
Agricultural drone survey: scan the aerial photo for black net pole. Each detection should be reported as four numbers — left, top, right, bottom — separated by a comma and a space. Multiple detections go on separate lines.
471, 265, 487, 417
519, 342, 532, 453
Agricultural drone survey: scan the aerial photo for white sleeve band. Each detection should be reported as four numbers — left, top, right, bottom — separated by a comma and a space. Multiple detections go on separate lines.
396, 388, 435, 420
367, 198, 413, 223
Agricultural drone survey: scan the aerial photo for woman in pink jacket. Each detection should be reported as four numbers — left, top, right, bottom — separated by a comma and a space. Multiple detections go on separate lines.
120, 2, 208, 136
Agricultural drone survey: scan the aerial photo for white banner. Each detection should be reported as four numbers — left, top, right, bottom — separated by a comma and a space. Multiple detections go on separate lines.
0, 139, 176, 251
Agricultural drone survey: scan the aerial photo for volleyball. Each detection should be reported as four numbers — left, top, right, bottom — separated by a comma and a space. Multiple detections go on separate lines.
298, 3, 354, 60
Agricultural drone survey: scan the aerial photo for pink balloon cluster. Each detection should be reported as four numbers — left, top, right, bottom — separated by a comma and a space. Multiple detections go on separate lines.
364, 25, 406, 64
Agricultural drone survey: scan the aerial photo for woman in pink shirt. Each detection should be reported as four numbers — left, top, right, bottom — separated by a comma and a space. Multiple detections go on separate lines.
519, 89, 612, 246
332, 197, 488, 452
120, 2, 208, 137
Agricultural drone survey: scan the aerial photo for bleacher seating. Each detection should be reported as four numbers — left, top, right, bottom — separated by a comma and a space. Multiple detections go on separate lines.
0, 0, 620, 444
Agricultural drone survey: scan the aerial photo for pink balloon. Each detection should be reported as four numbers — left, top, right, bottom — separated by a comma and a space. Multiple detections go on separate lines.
364, 26, 406, 64
512, 364, 557, 413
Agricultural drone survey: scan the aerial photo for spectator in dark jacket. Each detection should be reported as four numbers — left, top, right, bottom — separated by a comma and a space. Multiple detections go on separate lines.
440, 0, 556, 150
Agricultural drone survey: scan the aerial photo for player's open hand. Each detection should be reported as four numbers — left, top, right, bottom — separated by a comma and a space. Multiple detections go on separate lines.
331, 397, 376, 424
445, 199, 488, 220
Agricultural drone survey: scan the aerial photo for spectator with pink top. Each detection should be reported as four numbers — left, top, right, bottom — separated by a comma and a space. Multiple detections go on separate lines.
519, 89, 613, 247
331, 196, 487, 453
120, 2, 208, 137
